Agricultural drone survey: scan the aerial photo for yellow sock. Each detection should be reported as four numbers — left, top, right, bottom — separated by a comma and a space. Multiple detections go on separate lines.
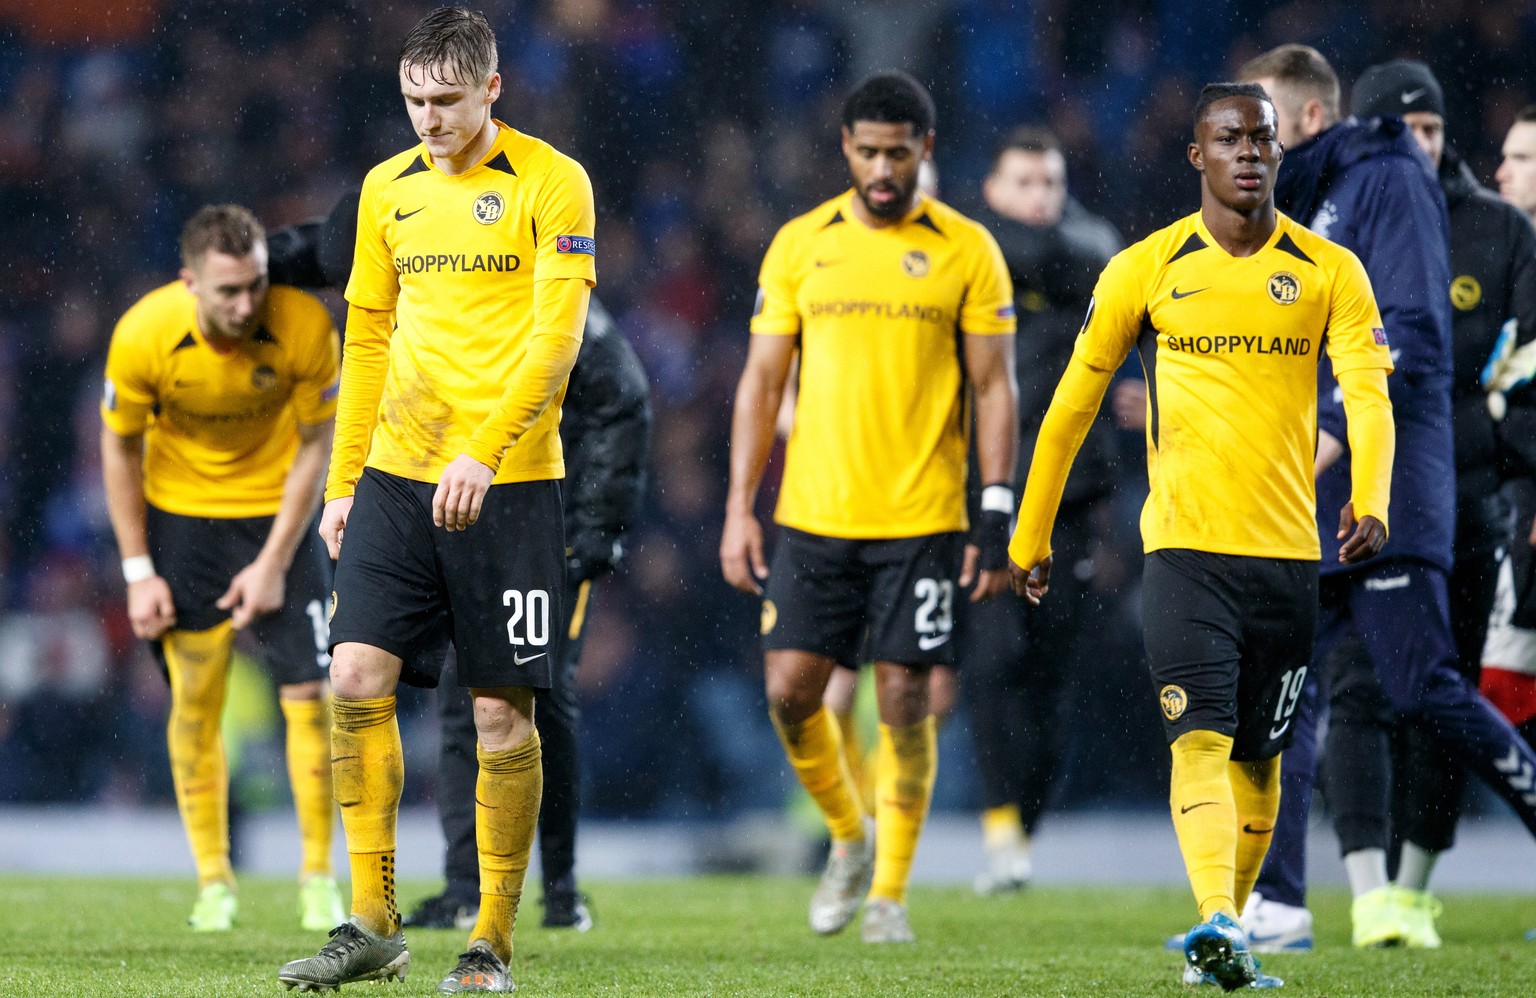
772, 705, 866, 842
1230, 756, 1281, 913
281, 694, 335, 879
869, 718, 937, 904
163, 622, 237, 888
833, 708, 869, 812
981, 803, 1024, 852
469, 731, 543, 965
1169, 729, 1239, 922
332, 695, 403, 934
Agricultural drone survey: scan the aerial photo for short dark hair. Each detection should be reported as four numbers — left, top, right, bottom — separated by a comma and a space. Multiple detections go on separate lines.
1193, 83, 1274, 135
1517, 104, 1536, 125
841, 71, 936, 136
992, 125, 1060, 169
399, 6, 497, 87
1238, 44, 1340, 123
180, 204, 265, 270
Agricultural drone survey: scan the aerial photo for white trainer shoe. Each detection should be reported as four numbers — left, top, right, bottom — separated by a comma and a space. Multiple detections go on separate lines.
808, 821, 875, 935
1241, 891, 1314, 953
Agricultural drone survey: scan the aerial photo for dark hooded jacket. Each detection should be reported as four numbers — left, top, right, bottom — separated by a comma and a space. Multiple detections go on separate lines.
1274, 117, 1455, 574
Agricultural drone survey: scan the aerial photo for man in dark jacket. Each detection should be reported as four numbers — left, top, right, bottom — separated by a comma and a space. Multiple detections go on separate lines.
962, 126, 1122, 893
1349, 59, 1536, 948
268, 193, 653, 932
1234, 44, 1536, 951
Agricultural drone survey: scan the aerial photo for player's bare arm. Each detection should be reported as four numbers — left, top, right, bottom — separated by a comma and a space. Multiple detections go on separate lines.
721, 333, 797, 595
219, 417, 333, 627
100, 426, 177, 639
959, 331, 1019, 602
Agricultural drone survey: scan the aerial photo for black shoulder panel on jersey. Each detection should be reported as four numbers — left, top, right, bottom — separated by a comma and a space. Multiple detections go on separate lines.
393, 156, 431, 181
486, 151, 517, 176
173, 332, 196, 352
1275, 232, 1316, 266
821, 210, 846, 229
1166, 232, 1207, 264
913, 212, 944, 237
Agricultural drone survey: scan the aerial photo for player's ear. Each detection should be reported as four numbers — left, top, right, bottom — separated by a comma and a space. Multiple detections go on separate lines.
179, 267, 197, 292
485, 72, 502, 104
1188, 142, 1203, 172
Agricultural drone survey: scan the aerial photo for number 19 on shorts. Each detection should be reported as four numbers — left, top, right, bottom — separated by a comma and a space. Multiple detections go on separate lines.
504, 589, 551, 647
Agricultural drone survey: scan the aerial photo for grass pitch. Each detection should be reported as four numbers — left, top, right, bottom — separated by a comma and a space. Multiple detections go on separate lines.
1, 875, 1533, 995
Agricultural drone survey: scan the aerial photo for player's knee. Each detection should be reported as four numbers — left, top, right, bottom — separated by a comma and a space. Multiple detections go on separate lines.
329, 642, 401, 699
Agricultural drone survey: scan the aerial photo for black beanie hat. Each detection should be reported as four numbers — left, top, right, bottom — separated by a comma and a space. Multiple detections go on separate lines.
1351, 59, 1445, 120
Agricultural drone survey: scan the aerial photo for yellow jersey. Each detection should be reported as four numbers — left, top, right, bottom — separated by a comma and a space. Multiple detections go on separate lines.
334, 121, 596, 494
101, 282, 340, 518
1075, 211, 1392, 559
752, 191, 1015, 538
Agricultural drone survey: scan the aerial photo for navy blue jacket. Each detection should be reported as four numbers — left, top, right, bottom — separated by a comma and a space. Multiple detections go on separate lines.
1273, 117, 1455, 574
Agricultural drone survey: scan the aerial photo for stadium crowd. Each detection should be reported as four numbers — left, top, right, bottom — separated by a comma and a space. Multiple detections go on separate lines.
0, 0, 1533, 846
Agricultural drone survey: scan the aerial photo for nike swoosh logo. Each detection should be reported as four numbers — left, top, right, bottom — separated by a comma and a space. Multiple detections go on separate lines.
917, 633, 951, 651
173, 379, 205, 388
814, 259, 844, 268
1269, 720, 1292, 740
1243, 824, 1274, 835
1180, 801, 1218, 814
1170, 287, 1209, 300
1401, 88, 1427, 104
394, 206, 426, 221
513, 651, 546, 665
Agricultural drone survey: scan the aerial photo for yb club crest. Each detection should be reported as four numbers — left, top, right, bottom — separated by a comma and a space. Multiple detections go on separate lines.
1160, 684, 1188, 721
901, 250, 930, 278
474, 192, 505, 225
1267, 272, 1300, 306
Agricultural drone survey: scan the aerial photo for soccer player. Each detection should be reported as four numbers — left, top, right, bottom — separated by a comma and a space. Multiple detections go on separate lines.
721, 71, 1018, 945
277, 7, 595, 994
1238, 45, 1536, 951
268, 194, 652, 936
1349, 60, 1536, 947
964, 125, 1122, 893
100, 204, 344, 933
1009, 83, 1394, 989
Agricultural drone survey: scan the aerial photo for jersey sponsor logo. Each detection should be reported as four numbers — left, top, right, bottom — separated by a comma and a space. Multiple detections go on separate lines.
555, 234, 596, 256
394, 206, 426, 221
103, 378, 117, 410
394, 253, 521, 275
901, 249, 930, 278
1267, 272, 1301, 305
1363, 573, 1410, 591
251, 365, 278, 391
1450, 275, 1482, 311
1165, 333, 1312, 356
1160, 684, 1188, 720
474, 191, 505, 224
1170, 286, 1209, 300
760, 599, 778, 635
1374, 327, 1390, 346
806, 300, 953, 324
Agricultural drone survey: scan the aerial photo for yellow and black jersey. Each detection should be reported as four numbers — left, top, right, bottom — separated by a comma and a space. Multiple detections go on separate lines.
101, 282, 340, 518
1080, 211, 1391, 559
339, 121, 596, 490
752, 191, 1015, 539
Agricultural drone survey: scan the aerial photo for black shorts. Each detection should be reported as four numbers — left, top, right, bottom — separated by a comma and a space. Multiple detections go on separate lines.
761, 527, 964, 668
329, 468, 565, 690
1141, 549, 1318, 760
145, 504, 331, 686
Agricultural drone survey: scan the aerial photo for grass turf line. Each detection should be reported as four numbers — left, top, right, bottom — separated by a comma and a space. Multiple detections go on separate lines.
0, 876, 1533, 995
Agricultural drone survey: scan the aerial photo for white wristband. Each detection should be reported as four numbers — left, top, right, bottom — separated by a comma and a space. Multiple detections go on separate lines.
980, 485, 1015, 514
122, 555, 156, 584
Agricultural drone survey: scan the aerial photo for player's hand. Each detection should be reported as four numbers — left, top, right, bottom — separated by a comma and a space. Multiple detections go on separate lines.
720, 509, 768, 595
319, 496, 353, 560
1009, 555, 1053, 606
961, 545, 1011, 602
217, 556, 286, 630
434, 455, 495, 532
1337, 503, 1387, 563
127, 576, 177, 640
